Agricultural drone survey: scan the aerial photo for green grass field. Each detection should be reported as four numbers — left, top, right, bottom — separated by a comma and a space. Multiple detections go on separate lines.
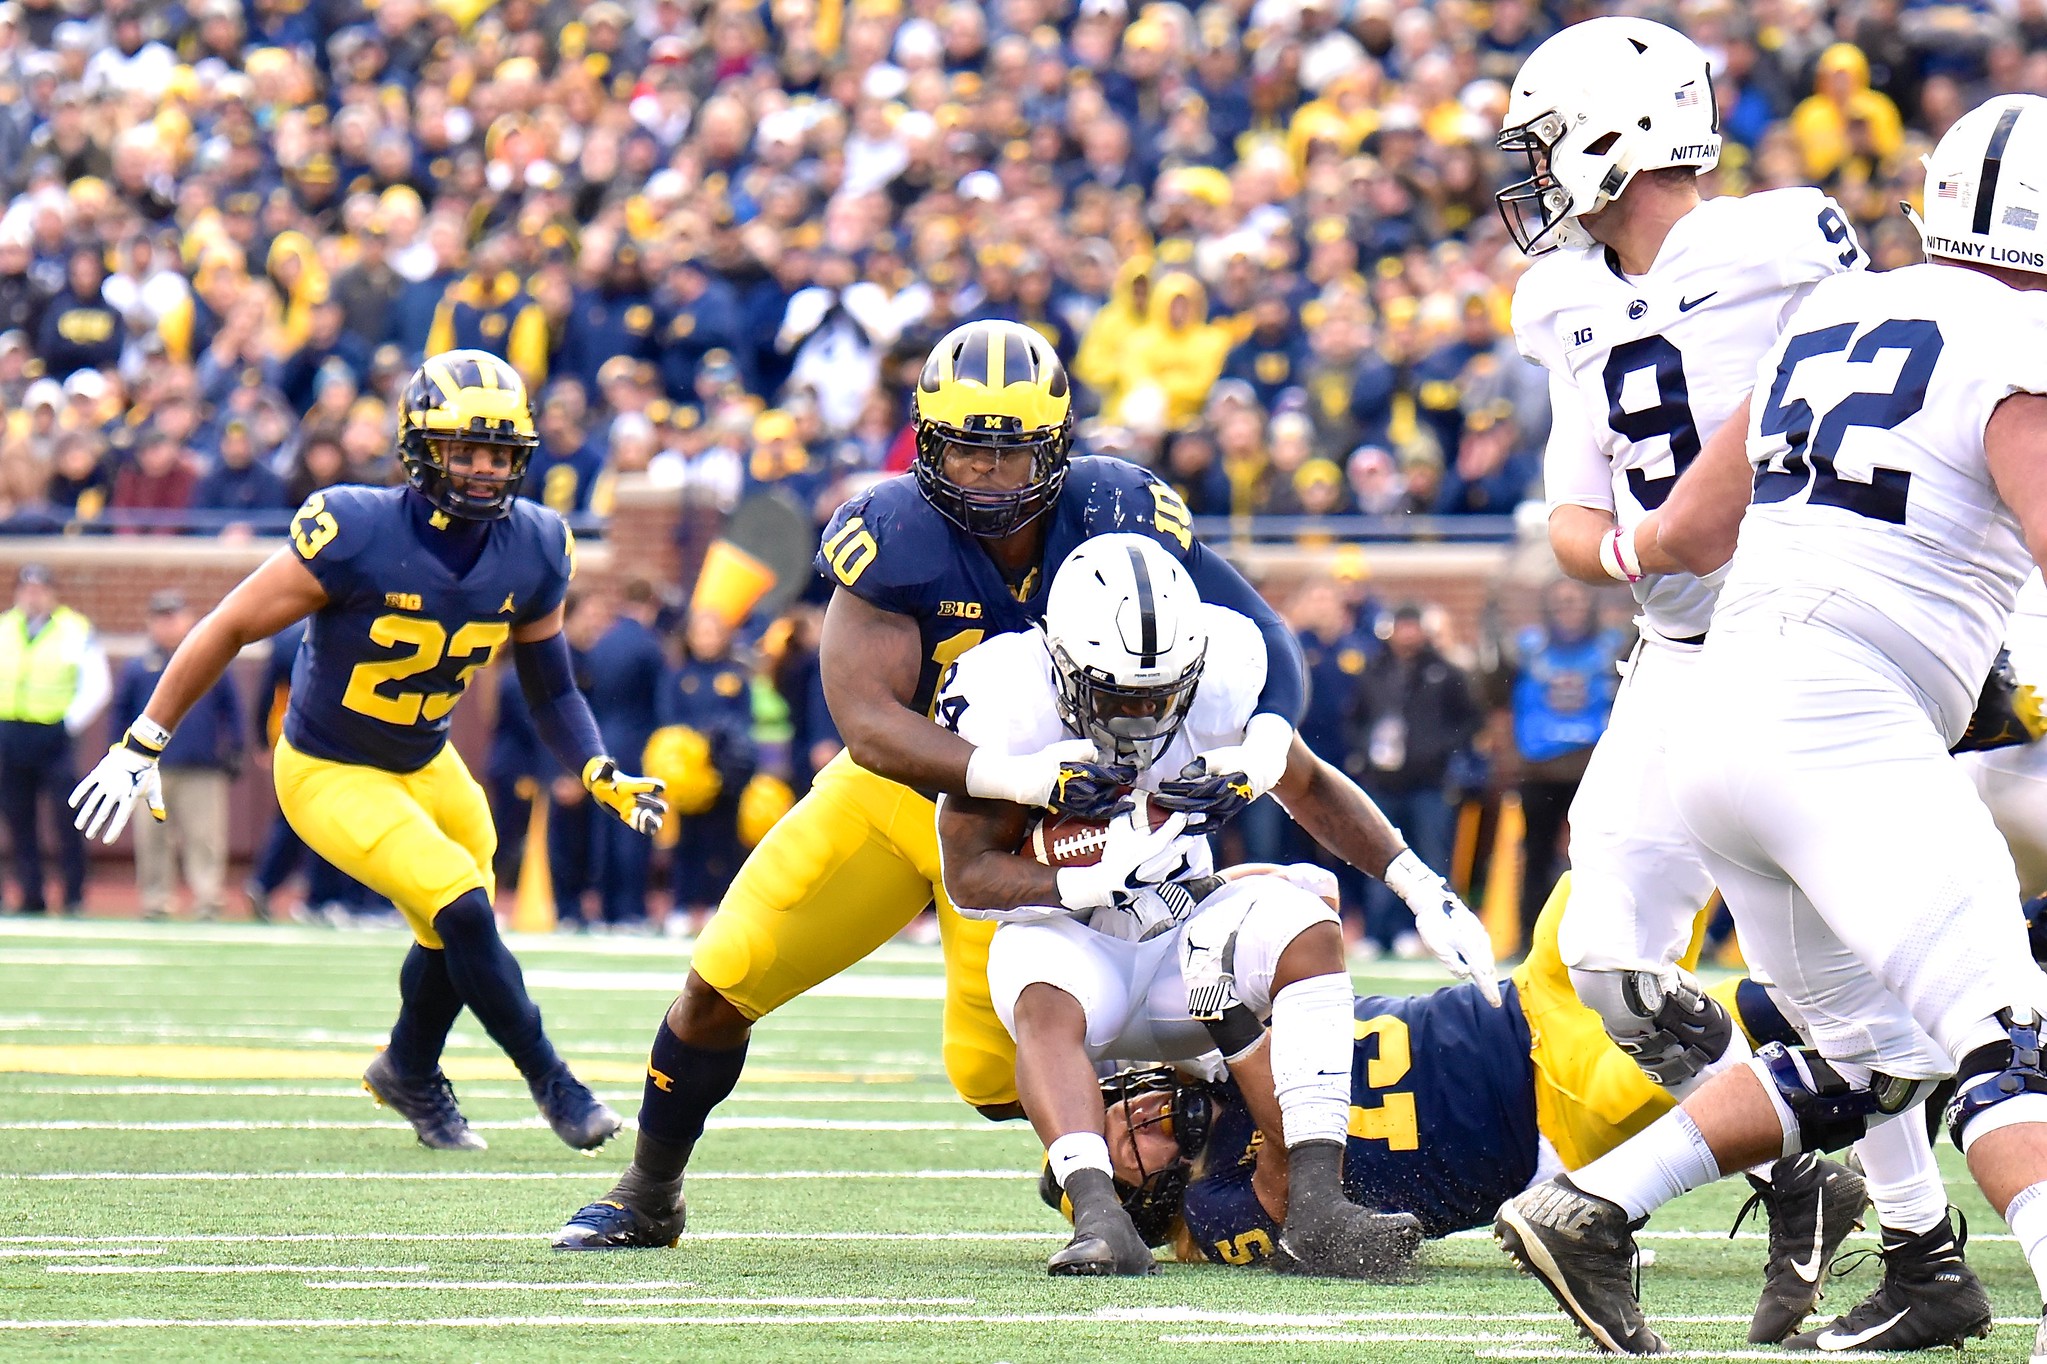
0, 916, 2040, 1363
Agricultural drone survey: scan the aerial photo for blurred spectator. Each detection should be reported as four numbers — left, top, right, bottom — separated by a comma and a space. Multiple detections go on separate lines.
284, 432, 356, 507
582, 580, 666, 929
0, 564, 107, 916
190, 416, 292, 525
662, 609, 755, 928
113, 590, 242, 921
524, 382, 606, 519
561, 241, 659, 403
1221, 287, 1309, 412
330, 219, 402, 352
37, 245, 121, 378
1343, 603, 1479, 957
1792, 44, 1905, 183
425, 233, 548, 391
111, 428, 196, 530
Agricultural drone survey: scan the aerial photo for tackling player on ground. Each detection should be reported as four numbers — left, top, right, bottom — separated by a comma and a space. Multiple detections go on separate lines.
69, 349, 667, 1153
934, 535, 1491, 1276
555, 321, 1475, 1250
1497, 16, 1963, 1345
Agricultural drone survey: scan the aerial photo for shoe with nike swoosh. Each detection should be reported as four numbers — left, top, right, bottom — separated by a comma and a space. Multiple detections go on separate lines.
1495, 1176, 1667, 1355
1784, 1212, 1992, 1352
1734, 1151, 1868, 1343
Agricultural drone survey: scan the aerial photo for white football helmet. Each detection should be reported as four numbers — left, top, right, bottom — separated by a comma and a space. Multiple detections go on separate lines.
1908, 93, 2047, 275
1044, 533, 1208, 767
1496, 16, 1721, 255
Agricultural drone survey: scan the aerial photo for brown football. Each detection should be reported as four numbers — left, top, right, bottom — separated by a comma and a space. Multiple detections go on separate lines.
1024, 791, 1171, 868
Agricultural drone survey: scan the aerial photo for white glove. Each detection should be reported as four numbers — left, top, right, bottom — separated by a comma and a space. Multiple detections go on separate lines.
1383, 849, 1501, 1006
1055, 807, 1191, 910
965, 737, 1136, 817
1087, 879, 1199, 943
1189, 713, 1294, 800
70, 728, 169, 844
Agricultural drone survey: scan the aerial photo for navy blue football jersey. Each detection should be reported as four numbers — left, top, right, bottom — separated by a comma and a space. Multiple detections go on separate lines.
283, 485, 574, 772
1181, 980, 1540, 1260
813, 457, 1198, 715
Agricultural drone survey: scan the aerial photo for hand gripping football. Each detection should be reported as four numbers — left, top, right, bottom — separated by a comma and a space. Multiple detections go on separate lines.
1025, 790, 1172, 868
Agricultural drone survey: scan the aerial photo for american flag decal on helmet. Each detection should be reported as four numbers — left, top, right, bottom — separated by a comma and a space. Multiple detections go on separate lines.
1674, 83, 1701, 107
1937, 178, 1963, 199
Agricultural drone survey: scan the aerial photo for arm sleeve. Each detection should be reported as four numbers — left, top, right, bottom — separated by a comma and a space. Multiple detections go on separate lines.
1182, 540, 1305, 724
513, 629, 608, 777
66, 637, 112, 737
1540, 369, 1613, 513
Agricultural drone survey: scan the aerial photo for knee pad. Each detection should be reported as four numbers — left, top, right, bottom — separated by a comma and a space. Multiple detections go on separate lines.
1945, 1007, 2047, 1151
1180, 908, 1264, 1061
1754, 1042, 1931, 1155
1572, 966, 1734, 1089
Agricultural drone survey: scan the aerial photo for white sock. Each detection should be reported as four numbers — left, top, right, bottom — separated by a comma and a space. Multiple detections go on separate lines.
1047, 1131, 1112, 1188
1269, 973, 1353, 1149
1855, 1112, 1948, 1236
2006, 1182, 2047, 1301
1570, 1107, 1722, 1220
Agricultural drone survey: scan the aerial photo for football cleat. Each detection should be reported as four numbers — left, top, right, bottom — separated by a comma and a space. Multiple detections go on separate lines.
1279, 1201, 1424, 1280
1048, 1168, 1158, 1276
362, 1052, 487, 1151
1785, 1213, 1992, 1352
1732, 1151, 1868, 1343
1496, 1177, 1666, 1355
528, 1066, 624, 1151
552, 1196, 686, 1251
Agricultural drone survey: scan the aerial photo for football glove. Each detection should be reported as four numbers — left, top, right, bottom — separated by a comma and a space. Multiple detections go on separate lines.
1383, 849, 1501, 1006
966, 737, 1136, 818
582, 757, 668, 837
70, 723, 169, 844
1952, 647, 2047, 754
1056, 807, 1191, 911
1087, 879, 1200, 944
1156, 714, 1294, 830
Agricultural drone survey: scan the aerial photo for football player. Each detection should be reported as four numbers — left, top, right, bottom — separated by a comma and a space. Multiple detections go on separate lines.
69, 349, 667, 1152
1497, 94, 2047, 1356
934, 535, 1494, 1275
556, 320, 1414, 1250
1496, 16, 1953, 1344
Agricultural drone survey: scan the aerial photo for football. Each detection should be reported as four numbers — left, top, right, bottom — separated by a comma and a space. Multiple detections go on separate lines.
1024, 790, 1172, 868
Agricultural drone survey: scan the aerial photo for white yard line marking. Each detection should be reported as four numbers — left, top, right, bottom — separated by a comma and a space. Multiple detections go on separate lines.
0, 1311, 1562, 1331
0, 951, 152, 966
308, 1281, 698, 1292
3, 1170, 1026, 1182
48, 1264, 430, 1276
0, 1118, 1012, 1133
576, 1297, 974, 1308
1161, 1333, 1555, 1346
0, 1248, 163, 1259
0, 1231, 1063, 1245
0, 1084, 960, 1103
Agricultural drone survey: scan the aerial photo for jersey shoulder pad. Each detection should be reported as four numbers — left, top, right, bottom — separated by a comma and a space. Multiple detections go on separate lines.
1187, 604, 1268, 743
1067, 455, 1196, 558
816, 476, 948, 608
935, 629, 1059, 752
1741, 186, 1863, 283
505, 498, 575, 620
286, 483, 391, 591
1509, 251, 1596, 369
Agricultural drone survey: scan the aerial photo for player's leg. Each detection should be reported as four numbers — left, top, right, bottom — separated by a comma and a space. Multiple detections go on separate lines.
1560, 643, 1749, 1100
0, 724, 48, 912
131, 781, 175, 920
174, 769, 229, 919
46, 730, 87, 912
597, 814, 652, 927
555, 757, 934, 1249
1964, 742, 2047, 898
991, 917, 1156, 1276
1181, 876, 1424, 1278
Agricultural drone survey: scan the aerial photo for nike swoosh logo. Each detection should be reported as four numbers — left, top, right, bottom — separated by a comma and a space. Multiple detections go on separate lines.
1678, 292, 1718, 312
1788, 1181, 1827, 1283
1816, 1306, 1909, 1350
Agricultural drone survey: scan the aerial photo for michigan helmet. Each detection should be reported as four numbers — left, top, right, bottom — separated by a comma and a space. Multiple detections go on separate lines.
1908, 94, 2047, 275
1036, 1065, 1215, 1247
1044, 534, 1208, 768
913, 319, 1073, 538
396, 349, 540, 519
1496, 17, 1720, 255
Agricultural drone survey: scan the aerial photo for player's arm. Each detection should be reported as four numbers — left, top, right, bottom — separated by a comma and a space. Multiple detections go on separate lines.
820, 587, 1130, 815
71, 551, 327, 841
936, 791, 1188, 917
1656, 395, 1755, 576
1267, 736, 1500, 1002
510, 605, 666, 837
1540, 368, 1686, 584
1989, 393, 2047, 571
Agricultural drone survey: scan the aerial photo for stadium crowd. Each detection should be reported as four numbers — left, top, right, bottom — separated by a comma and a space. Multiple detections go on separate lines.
0, 0, 2015, 543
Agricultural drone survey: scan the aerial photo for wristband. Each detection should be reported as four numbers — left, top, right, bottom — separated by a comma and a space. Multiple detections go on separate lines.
124, 716, 171, 756
966, 746, 1053, 807
1382, 848, 1443, 903
1598, 525, 1644, 583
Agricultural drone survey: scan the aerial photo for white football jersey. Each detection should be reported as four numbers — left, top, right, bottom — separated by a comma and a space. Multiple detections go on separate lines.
1716, 263, 2047, 740
937, 602, 1272, 884
1515, 188, 1865, 639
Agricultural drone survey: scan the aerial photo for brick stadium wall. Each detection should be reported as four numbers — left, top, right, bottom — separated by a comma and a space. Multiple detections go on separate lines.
0, 479, 1624, 872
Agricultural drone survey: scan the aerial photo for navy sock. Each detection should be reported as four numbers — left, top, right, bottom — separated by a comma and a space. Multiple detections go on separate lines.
387, 944, 463, 1077
432, 888, 560, 1080
628, 1018, 748, 1186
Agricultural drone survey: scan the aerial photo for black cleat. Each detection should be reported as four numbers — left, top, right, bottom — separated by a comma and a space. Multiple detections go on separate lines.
362, 1052, 487, 1151
552, 1196, 686, 1250
1785, 1212, 1992, 1351
528, 1066, 624, 1151
1496, 1176, 1666, 1355
1734, 1151, 1868, 1343
1279, 1201, 1424, 1280
1048, 1168, 1157, 1276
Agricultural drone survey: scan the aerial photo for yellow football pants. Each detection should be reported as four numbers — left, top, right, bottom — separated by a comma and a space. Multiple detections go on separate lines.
689, 751, 1014, 1109
1513, 872, 1711, 1169
272, 736, 497, 950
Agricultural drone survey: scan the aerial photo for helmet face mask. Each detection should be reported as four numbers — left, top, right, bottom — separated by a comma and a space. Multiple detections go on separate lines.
912, 320, 1074, 539
397, 350, 539, 520
1052, 639, 1204, 767
1496, 110, 1586, 256
1037, 1065, 1215, 1248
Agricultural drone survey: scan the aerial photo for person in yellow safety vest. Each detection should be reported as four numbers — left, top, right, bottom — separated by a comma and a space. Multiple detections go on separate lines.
0, 564, 109, 915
